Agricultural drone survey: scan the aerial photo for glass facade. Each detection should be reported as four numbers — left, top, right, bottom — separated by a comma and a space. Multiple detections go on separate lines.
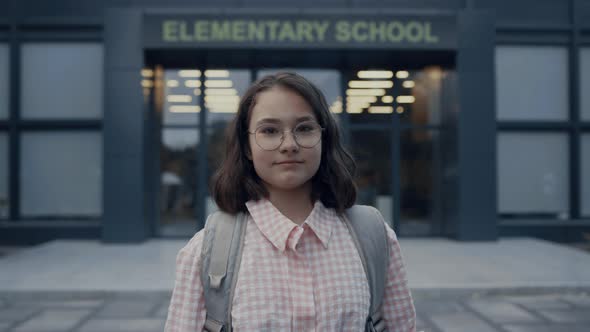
0, 134, 7, 218
399, 129, 442, 236
498, 133, 569, 217
20, 132, 102, 217
582, 48, 590, 121
20, 43, 104, 120
0, 44, 8, 119
496, 46, 569, 121
351, 129, 393, 226
582, 135, 590, 217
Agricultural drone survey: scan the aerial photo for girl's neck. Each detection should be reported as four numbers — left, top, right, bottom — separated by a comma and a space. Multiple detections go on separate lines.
267, 184, 314, 225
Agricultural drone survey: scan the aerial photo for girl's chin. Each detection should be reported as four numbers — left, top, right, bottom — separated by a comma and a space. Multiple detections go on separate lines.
264, 179, 312, 193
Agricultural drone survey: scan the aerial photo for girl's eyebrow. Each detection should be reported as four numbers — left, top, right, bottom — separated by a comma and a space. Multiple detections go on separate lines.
255, 116, 316, 126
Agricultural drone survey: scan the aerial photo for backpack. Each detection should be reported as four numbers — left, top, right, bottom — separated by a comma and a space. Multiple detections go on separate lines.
199, 205, 389, 332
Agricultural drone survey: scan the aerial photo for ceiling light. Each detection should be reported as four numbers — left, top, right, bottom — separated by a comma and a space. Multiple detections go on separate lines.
357, 70, 394, 79
178, 70, 201, 78
348, 80, 393, 89
396, 71, 410, 79
169, 105, 201, 113
396, 96, 415, 103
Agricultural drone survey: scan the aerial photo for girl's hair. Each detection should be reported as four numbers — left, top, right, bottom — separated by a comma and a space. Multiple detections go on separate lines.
211, 72, 357, 214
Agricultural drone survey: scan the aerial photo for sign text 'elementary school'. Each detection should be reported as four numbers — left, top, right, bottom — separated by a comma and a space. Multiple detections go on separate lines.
143, 15, 457, 49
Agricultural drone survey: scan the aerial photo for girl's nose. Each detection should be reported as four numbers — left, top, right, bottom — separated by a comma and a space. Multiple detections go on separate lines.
279, 131, 299, 152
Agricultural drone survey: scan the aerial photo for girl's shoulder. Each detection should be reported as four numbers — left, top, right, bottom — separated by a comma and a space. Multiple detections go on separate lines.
176, 228, 206, 261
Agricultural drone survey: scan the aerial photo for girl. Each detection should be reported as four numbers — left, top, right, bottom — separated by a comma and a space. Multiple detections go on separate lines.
165, 72, 416, 331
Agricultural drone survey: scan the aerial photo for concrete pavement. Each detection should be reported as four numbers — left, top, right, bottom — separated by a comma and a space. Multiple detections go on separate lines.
1, 237, 590, 331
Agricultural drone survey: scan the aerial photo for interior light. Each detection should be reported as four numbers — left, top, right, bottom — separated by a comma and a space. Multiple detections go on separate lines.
381, 96, 394, 103
141, 80, 154, 88
208, 106, 238, 113
169, 105, 201, 113
347, 96, 377, 103
205, 88, 238, 96
167, 95, 192, 103
178, 70, 201, 78
167, 80, 179, 88
368, 106, 393, 114
402, 81, 415, 88
348, 81, 393, 89
346, 89, 386, 96
204, 95, 240, 103
204, 80, 233, 88
396, 71, 410, 79
396, 96, 415, 103
346, 107, 363, 114
185, 80, 201, 88
141, 69, 154, 78
396, 106, 404, 114
204, 70, 230, 78
357, 70, 394, 79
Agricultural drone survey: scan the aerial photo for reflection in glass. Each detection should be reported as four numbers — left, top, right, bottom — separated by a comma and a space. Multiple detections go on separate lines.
399, 130, 441, 236
496, 46, 569, 121
581, 48, 590, 121
206, 70, 250, 125
20, 43, 104, 120
205, 70, 252, 215
347, 67, 449, 126
163, 69, 201, 126
160, 129, 200, 235
0, 134, 7, 218
498, 133, 569, 217
20, 132, 102, 217
0, 44, 8, 119
350, 130, 392, 226
582, 135, 590, 216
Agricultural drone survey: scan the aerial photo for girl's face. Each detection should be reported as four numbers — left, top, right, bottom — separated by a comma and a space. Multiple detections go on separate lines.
247, 86, 322, 195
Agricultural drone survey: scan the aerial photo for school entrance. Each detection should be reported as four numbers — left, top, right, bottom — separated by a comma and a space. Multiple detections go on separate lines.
143, 47, 458, 238
102, 10, 496, 242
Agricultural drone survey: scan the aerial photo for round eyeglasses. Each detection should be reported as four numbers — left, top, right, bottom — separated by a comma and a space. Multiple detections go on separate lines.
248, 121, 324, 151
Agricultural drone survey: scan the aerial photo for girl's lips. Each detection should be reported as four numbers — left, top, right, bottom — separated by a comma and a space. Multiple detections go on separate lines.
275, 160, 303, 165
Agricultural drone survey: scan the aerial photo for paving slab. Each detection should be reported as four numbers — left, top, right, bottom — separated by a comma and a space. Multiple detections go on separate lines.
465, 299, 540, 324
11, 309, 91, 332
1, 238, 590, 291
503, 294, 572, 310
536, 308, 590, 323
429, 311, 499, 332
501, 324, 590, 332
0, 307, 39, 323
95, 299, 160, 318
76, 318, 165, 332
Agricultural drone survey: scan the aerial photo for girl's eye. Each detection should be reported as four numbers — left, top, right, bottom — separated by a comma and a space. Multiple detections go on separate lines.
258, 126, 280, 135
295, 123, 316, 133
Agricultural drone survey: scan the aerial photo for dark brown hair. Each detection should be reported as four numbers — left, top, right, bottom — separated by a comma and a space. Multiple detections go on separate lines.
211, 72, 357, 214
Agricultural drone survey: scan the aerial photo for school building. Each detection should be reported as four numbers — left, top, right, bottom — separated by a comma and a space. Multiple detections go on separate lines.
1, 0, 589, 244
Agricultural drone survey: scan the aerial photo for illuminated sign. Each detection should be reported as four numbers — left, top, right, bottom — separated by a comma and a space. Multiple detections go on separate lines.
144, 15, 456, 49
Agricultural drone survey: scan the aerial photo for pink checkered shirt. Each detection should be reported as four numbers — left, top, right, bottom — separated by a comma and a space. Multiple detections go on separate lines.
165, 199, 416, 331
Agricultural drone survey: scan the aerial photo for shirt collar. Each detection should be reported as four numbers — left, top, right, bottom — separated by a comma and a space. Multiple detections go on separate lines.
245, 199, 335, 252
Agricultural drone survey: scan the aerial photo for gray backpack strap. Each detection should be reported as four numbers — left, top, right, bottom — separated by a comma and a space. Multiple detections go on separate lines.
343, 205, 389, 332
200, 211, 248, 332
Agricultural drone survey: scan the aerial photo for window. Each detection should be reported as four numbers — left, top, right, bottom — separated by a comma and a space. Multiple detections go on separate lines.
0, 134, 7, 218
162, 69, 201, 126
582, 135, 590, 216
0, 44, 8, 119
20, 132, 102, 217
498, 133, 569, 217
581, 48, 590, 121
20, 43, 103, 120
496, 46, 569, 121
